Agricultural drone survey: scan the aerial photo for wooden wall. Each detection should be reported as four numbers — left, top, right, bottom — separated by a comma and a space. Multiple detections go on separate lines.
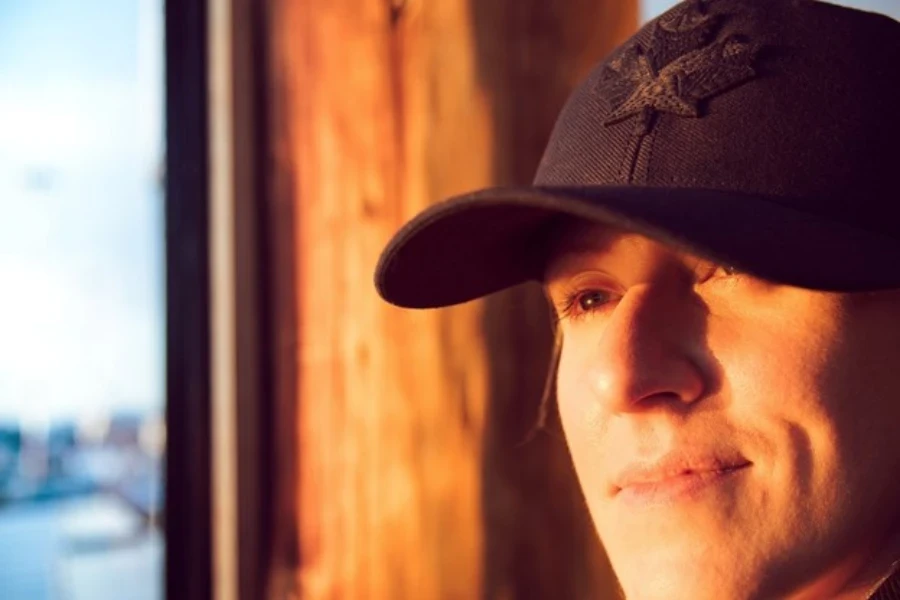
264, 1, 638, 598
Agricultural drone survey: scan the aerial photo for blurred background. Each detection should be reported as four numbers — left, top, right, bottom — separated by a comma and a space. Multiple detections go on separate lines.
1, 0, 897, 599
0, 0, 164, 599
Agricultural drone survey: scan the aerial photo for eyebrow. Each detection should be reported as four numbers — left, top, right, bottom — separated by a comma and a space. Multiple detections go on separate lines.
542, 235, 636, 275
551, 241, 616, 258
546, 231, 630, 259
542, 240, 724, 289
542, 246, 614, 283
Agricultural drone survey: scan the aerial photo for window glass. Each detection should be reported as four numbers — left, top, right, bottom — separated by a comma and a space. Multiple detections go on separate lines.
0, 1, 165, 599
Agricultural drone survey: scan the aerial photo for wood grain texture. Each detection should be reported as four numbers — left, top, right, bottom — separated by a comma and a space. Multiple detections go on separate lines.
264, 1, 637, 598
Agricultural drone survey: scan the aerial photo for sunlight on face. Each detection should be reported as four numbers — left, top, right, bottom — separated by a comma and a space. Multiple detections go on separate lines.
543, 222, 900, 600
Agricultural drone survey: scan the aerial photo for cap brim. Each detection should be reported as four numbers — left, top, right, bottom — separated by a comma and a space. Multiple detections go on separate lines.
375, 185, 900, 308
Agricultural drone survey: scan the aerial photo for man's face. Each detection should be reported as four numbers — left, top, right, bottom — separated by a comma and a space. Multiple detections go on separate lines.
543, 223, 900, 600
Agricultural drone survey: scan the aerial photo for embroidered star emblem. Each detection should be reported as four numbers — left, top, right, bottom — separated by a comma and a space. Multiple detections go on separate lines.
598, 1, 759, 127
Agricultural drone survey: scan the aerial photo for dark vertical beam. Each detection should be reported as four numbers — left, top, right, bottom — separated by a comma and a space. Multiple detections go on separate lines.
232, 0, 264, 593
258, 0, 301, 596
241, 0, 305, 595
228, 0, 286, 597
165, 0, 213, 598
256, 0, 302, 590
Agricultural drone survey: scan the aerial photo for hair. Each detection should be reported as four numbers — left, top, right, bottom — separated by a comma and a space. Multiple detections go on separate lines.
517, 221, 571, 445
519, 319, 564, 445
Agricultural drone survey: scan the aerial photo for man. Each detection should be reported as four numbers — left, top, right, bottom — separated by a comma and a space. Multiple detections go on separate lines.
375, 0, 900, 598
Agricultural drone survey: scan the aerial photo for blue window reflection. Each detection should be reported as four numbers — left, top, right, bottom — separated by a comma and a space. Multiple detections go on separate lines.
0, 1, 164, 599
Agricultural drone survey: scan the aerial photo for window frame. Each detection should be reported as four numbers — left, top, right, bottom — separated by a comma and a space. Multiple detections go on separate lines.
165, 0, 213, 597
166, 0, 279, 598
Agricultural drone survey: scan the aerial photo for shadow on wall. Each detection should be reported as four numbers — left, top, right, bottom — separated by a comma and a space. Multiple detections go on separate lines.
468, 2, 637, 598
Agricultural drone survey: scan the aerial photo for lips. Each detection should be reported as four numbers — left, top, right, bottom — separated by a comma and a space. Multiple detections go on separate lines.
611, 452, 751, 506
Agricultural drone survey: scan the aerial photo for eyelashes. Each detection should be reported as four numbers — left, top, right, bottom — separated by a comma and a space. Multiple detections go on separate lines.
715, 264, 741, 278
552, 264, 745, 324
556, 288, 617, 323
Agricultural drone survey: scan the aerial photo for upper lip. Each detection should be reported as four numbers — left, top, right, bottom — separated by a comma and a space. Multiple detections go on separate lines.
611, 451, 751, 495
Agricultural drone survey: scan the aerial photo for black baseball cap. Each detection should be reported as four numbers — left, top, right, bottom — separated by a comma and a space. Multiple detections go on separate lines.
375, 0, 900, 309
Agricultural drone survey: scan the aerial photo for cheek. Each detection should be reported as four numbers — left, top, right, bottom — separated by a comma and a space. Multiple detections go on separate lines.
712, 314, 838, 481
555, 339, 609, 508
710, 293, 841, 432
708, 302, 894, 531
555, 337, 603, 444
556, 345, 599, 436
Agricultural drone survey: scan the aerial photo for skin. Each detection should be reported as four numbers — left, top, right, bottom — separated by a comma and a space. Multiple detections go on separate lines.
542, 221, 900, 600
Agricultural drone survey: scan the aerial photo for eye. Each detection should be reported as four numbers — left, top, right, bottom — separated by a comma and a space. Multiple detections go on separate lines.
705, 263, 743, 281
717, 264, 740, 276
557, 289, 614, 322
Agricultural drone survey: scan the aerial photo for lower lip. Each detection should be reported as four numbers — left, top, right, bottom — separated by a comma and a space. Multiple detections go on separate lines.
617, 465, 750, 507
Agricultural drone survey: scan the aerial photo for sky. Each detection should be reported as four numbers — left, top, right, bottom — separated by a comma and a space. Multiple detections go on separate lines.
0, 0, 163, 424
643, 0, 900, 21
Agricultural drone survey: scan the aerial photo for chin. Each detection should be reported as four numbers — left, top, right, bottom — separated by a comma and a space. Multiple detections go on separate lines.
616, 566, 752, 600
608, 538, 759, 600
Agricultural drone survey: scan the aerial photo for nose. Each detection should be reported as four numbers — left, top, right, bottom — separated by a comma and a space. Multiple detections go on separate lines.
586, 285, 706, 415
